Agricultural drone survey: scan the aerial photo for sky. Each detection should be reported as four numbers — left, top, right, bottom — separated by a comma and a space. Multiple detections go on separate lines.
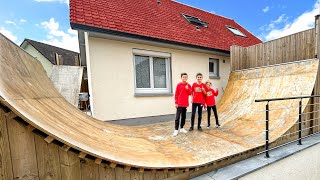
0, 0, 319, 53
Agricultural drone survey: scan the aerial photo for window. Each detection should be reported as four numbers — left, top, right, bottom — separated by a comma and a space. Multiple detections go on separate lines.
182, 14, 208, 28
226, 26, 247, 37
209, 58, 219, 78
133, 49, 171, 94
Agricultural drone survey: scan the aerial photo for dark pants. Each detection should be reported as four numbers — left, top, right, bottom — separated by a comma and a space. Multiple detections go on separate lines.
175, 107, 187, 130
207, 105, 219, 127
191, 103, 203, 128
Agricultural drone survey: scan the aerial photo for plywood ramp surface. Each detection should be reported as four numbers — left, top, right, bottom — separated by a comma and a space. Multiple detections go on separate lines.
0, 34, 318, 169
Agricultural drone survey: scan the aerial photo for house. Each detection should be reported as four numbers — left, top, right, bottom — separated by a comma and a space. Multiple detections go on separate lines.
69, 0, 262, 121
20, 39, 80, 76
20, 39, 87, 107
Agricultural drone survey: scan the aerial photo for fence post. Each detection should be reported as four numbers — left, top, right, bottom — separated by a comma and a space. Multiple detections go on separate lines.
298, 99, 302, 145
265, 101, 270, 158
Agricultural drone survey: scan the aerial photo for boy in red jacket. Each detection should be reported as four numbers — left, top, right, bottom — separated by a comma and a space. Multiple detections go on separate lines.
205, 80, 220, 128
173, 73, 192, 136
189, 73, 206, 131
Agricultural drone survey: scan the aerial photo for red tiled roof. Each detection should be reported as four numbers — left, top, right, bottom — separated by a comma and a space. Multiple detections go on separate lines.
70, 0, 262, 51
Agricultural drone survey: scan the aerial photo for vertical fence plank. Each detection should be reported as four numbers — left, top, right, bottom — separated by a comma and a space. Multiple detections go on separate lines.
0, 108, 13, 180
99, 163, 116, 180
80, 158, 99, 180
34, 134, 61, 180
7, 119, 39, 180
59, 147, 81, 180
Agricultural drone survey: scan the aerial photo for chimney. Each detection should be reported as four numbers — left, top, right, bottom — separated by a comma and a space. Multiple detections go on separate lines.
75, 55, 80, 66
55, 53, 60, 65
55, 53, 63, 65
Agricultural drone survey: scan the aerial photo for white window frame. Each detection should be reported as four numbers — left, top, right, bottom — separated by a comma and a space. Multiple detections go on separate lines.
133, 49, 171, 94
226, 26, 247, 37
209, 58, 219, 78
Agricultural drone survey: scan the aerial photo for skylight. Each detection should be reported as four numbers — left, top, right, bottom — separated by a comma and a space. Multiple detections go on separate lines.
226, 26, 247, 37
182, 14, 208, 28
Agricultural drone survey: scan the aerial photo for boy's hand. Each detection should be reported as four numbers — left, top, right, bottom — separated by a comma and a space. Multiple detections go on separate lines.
201, 87, 206, 92
185, 85, 188, 89
175, 104, 178, 108
216, 88, 218, 92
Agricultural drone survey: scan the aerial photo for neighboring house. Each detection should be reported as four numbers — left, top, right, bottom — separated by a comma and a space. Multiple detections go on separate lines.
20, 39, 80, 76
70, 0, 262, 121
20, 39, 86, 107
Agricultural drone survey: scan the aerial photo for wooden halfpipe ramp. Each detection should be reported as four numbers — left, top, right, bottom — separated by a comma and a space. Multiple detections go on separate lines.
0, 33, 318, 179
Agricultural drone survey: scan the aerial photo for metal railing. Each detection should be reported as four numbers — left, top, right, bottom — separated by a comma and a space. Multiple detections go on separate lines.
255, 95, 320, 158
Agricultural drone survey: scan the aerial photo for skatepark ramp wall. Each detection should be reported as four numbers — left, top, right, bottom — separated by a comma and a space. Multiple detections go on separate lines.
231, 25, 320, 144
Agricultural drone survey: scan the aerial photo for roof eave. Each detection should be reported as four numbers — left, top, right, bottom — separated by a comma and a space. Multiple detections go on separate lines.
70, 22, 230, 55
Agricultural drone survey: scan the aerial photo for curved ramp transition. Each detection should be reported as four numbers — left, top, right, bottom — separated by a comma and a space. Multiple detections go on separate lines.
0, 34, 318, 170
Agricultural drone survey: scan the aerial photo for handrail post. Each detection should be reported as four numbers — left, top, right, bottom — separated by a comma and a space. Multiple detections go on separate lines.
265, 101, 270, 158
298, 99, 302, 145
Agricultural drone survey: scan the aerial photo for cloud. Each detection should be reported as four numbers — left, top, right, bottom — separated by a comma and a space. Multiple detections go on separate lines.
264, 0, 320, 41
259, 14, 288, 32
20, 19, 27, 23
34, 0, 69, 5
265, 14, 288, 31
5, 20, 17, 26
0, 27, 18, 42
273, 14, 287, 24
262, 6, 270, 13
40, 18, 79, 52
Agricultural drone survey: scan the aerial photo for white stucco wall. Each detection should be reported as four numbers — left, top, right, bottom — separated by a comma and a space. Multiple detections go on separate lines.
240, 144, 320, 180
23, 44, 53, 76
87, 37, 230, 121
50, 65, 83, 107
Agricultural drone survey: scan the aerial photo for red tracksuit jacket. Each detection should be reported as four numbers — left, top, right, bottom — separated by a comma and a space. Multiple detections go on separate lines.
175, 82, 192, 107
205, 88, 219, 106
192, 83, 206, 104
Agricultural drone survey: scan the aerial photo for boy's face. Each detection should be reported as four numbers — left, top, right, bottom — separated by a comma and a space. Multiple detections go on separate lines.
206, 82, 211, 88
196, 75, 203, 83
181, 75, 188, 82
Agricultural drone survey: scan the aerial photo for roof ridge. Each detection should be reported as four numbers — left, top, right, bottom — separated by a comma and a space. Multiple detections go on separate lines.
25, 38, 79, 54
170, 0, 233, 21
22, 38, 80, 66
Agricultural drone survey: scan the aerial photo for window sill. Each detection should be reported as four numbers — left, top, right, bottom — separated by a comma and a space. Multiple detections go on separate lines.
134, 93, 173, 97
209, 75, 220, 79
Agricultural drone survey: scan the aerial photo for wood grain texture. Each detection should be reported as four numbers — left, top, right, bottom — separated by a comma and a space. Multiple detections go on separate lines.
34, 134, 61, 180
61, 144, 71, 152
58, 147, 81, 180
44, 136, 55, 143
4, 111, 17, 120
99, 163, 116, 180
6, 117, 39, 179
80, 158, 99, 180
0, 109, 13, 180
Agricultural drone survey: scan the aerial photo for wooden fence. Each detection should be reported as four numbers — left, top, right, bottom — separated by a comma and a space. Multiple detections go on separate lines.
231, 28, 316, 71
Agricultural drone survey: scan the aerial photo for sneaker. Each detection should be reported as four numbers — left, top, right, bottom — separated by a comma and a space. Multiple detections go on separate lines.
180, 128, 188, 133
189, 127, 194, 131
207, 126, 210, 129
198, 126, 203, 131
216, 124, 221, 128
172, 130, 179, 136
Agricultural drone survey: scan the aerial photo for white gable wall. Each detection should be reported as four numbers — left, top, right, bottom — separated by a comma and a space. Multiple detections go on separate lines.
23, 44, 53, 76
87, 36, 230, 121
